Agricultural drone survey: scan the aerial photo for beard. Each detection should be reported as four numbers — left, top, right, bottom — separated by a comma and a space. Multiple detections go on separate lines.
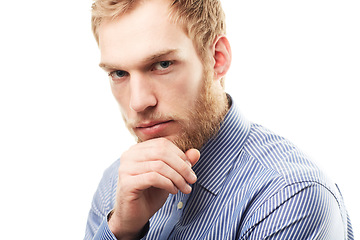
171, 76, 229, 152
124, 69, 229, 152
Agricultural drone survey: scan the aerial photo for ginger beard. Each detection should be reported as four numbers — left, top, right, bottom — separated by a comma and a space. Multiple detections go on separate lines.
124, 66, 229, 152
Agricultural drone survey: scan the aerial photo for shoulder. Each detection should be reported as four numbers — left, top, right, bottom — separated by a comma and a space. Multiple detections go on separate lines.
240, 182, 348, 239
239, 123, 345, 208
235, 124, 349, 238
85, 159, 120, 239
243, 123, 326, 185
98, 159, 120, 202
90, 159, 120, 217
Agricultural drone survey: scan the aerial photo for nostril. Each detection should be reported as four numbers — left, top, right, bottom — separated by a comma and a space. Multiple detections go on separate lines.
129, 95, 157, 112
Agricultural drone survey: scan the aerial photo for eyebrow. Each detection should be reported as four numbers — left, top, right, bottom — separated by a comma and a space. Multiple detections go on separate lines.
99, 49, 179, 70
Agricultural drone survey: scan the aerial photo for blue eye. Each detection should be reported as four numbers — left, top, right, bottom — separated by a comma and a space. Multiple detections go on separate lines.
160, 61, 171, 68
154, 61, 173, 70
109, 70, 128, 80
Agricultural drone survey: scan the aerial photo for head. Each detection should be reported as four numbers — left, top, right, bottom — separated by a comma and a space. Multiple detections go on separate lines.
92, 0, 228, 86
93, 0, 232, 151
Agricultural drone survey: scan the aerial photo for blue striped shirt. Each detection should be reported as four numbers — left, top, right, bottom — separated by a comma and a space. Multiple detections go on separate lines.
85, 97, 353, 239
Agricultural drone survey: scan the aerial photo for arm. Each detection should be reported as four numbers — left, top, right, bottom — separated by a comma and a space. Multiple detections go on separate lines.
86, 138, 200, 240
241, 183, 347, 239
84, 160, 119, 240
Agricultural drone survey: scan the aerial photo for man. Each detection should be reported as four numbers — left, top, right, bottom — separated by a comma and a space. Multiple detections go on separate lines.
85, 0, 353, 239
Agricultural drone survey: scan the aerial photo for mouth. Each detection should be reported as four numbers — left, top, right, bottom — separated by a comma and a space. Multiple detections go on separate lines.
136, 120, 172, 128
134, 120, 174, 138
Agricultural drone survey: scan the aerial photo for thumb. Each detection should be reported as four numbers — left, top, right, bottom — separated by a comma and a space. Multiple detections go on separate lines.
185, 149, 200, 167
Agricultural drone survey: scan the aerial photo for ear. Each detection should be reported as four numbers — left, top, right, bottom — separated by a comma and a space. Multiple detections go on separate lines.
212, 35, 232, 81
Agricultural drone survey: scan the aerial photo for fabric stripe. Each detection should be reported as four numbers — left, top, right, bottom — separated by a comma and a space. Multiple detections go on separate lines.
85, 97, 353, 240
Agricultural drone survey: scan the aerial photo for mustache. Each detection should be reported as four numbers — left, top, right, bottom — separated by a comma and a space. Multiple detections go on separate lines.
125, 111, 180, 128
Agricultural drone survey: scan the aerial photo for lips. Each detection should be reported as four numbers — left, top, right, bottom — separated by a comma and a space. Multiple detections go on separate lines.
135, 120, 173, 138
136, 120, 171, 129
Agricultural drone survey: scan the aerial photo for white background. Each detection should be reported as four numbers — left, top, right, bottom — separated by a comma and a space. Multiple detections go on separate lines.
0, 0, 358, 239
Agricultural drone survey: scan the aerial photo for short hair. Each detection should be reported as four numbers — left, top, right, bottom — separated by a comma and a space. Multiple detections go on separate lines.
91, 0, 226, 66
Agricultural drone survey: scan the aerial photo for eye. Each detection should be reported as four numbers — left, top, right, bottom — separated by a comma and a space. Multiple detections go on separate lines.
108, 70, 129, 80
153, 61, 173, 71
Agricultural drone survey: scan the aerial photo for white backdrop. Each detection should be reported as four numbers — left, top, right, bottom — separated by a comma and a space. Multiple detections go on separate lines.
0, 1, 358, 239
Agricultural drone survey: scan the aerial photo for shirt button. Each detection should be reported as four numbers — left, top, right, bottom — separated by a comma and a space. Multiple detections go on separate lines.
177, 201, 184, 210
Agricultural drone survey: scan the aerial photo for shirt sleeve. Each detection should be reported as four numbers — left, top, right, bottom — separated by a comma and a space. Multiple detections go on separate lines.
92, 217, 118, 240
84, 160, 119, 240
240, 183, 348, 240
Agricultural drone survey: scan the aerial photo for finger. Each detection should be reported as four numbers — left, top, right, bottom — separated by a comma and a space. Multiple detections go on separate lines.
134, 139, 197, 184
125, 138, 187, 163
153, 153, 197, 185
130, 172, 179, 195
121, 138, 197, 188
124, 159, 195, 193
147, 138, 189, 162
185, 149, 200, 167
147, 161, 193, 194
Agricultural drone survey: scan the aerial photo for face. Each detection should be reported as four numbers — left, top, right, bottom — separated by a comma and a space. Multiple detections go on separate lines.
98, 0, 227, 151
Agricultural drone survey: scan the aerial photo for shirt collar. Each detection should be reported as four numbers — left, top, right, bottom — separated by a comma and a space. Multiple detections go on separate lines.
192, 95, 251, 195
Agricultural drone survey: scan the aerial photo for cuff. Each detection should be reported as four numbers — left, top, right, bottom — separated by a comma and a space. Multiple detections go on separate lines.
93, 217, 117, 240
93, 211, 150, 240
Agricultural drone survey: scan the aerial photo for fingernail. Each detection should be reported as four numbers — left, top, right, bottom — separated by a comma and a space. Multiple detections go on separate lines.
185, 184, 192, 193
191, 172, 197, 182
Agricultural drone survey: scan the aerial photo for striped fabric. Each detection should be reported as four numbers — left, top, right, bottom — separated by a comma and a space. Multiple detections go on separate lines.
85, 97, 353, 239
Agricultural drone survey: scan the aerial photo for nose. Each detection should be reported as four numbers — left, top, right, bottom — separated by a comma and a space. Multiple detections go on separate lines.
129, 74, 157, 112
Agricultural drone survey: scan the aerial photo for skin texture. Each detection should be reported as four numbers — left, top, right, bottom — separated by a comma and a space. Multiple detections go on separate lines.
97, 0, 231, 238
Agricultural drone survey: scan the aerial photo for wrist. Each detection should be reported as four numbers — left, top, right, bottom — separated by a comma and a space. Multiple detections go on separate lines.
107, 209, 149, 240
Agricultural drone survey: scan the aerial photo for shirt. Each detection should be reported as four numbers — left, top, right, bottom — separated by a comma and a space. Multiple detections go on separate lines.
85, 97, 353, 240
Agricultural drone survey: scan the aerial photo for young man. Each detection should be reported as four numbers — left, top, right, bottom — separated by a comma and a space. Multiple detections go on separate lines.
85, 0, 353, 239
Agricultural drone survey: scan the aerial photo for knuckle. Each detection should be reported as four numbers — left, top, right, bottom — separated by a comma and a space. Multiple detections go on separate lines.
118, 167, 125, 176
153, 146, 167, 158
174, 175, 185, 187
157, 138, 170, 148
118, 161, 128, 175
150, 161, 164, 172
145, 172, 158, 182
120, 150, 131, 163
178, 162, 189, 173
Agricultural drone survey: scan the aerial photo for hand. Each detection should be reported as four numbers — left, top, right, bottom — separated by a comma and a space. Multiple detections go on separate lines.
108, 138, 200, 239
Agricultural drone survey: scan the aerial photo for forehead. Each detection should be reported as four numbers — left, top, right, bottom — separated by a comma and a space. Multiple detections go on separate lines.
98, 0, 196, 68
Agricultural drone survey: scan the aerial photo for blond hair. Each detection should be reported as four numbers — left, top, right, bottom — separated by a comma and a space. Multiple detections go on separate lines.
91, 0, 226, 64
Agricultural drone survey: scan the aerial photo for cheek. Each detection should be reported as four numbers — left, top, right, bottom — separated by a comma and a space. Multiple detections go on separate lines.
111, 85, 130, 115
169, 65, 204, 101
160, 79, 200, 114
